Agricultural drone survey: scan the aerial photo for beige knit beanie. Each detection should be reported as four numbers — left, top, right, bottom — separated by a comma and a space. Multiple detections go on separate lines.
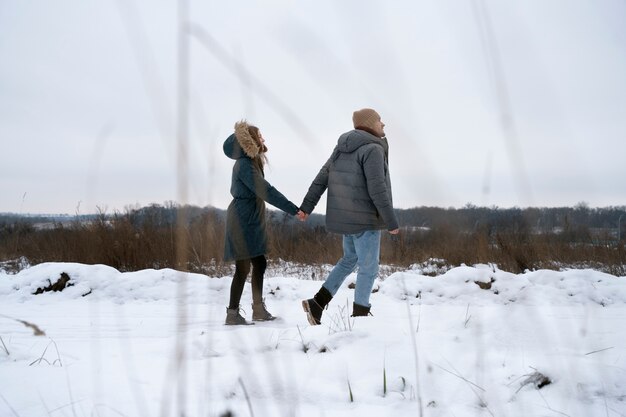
352, 108, 381, 130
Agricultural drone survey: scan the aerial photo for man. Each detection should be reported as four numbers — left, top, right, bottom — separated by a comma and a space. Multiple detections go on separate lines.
299, 108, 399, 325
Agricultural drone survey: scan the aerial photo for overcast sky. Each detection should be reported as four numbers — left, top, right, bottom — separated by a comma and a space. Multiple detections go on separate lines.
1, 1, 625, 214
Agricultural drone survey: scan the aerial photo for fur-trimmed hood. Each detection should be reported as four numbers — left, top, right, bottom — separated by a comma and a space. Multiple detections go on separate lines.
223, 120, 261, 160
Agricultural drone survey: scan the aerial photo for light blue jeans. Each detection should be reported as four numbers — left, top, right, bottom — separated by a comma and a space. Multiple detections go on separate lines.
322, 230, 381, 307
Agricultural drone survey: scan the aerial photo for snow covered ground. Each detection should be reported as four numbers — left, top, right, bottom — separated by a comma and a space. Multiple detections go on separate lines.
1, 262, 625, 417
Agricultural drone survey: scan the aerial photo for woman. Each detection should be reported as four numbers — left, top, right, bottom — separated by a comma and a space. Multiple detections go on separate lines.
222, 120, 303, 325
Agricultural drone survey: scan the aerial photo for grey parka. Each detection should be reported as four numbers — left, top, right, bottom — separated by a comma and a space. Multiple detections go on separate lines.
301, 129, 399, 234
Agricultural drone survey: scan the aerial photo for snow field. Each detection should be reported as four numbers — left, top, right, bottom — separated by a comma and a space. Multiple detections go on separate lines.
1, 263, 625, 416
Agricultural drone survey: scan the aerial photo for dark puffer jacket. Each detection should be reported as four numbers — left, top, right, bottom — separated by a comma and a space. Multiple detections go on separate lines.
223, 122, 299, 261
301, 129, 398, 234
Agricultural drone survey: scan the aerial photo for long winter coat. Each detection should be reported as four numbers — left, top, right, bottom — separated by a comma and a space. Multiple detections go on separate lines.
223, 121, 299, 262
300, 129, 399, 235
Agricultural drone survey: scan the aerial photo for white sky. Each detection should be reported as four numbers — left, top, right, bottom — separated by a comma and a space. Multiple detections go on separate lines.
1, 1, 625, 214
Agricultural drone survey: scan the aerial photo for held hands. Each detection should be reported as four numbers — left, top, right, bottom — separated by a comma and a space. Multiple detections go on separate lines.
296, 210, 309, 222
389, 228, 400, 235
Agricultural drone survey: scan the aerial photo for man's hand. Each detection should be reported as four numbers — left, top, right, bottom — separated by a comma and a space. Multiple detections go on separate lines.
297, 210, 308, 222
389, 228, 399, 235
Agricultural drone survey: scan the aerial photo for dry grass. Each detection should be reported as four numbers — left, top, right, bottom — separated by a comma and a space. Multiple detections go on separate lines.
1, 205, 625, 276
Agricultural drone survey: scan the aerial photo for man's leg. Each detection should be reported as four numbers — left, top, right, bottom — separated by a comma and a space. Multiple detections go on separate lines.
302, 234, 357, 325
353, 230, 381, 307
322, 234, 358, 296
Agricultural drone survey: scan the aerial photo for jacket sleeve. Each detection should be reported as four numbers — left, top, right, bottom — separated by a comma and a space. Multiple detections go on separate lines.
362, 145, 399, 230
237, 158, 299, 215
300, 147, 337, 214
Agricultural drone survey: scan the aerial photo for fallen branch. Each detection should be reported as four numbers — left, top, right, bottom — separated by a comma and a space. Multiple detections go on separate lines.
516, 371, 551, 393
17, 319, 46, 336
33, 272, 72, 294
585, 347, 614, 356
0, 314, 46, 336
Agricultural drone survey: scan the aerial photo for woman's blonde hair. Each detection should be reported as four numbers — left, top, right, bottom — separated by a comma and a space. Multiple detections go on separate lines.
247, 125, 268, 167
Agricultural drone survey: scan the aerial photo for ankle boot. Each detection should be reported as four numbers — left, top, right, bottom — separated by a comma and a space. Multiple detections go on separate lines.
302, 286, 333, 325
252, 300, 276, 321
225, 306, 253, 325
351, 302, 371, 317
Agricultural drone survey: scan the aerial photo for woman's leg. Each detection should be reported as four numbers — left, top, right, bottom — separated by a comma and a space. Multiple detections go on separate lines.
229, 258, 251, 310
250, 255, 267, 305
250, 255, 275, 320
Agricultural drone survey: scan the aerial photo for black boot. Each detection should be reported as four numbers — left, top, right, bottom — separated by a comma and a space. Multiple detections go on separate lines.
351, 302, 371, 317
225, 306, 254, 325
252, 300, 276, 321
302, 286, 333, 325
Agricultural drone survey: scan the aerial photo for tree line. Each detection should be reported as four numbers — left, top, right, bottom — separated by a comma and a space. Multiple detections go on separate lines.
1, 202, 625, 276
